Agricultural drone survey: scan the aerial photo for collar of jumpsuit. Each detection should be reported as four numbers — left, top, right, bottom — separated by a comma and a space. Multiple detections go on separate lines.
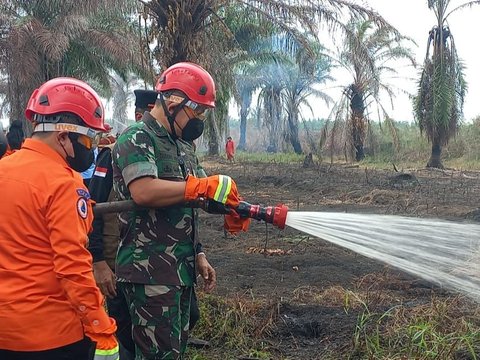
0, 137, 114, 351
23, 137, 71, 167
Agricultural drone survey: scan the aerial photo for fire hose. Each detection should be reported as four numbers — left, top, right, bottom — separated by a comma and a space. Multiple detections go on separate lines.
93, 199, 289, 229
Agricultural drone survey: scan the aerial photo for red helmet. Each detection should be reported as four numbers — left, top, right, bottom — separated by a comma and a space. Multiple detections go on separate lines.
155, 62, 216, 108
25, 77, 107, 132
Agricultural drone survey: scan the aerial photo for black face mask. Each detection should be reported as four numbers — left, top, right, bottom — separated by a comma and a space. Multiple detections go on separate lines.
181, 117, 204, 141
65, 134, 94, 172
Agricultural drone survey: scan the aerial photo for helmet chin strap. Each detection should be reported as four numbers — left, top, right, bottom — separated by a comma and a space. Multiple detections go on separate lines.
159, 95, 189, 139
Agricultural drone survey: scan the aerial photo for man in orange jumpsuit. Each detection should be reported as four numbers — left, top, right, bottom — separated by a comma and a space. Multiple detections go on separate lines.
226, 136, 235, 162
0, 77, 118, 360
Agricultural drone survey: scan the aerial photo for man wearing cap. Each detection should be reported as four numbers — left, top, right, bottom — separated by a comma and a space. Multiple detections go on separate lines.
0, 77, 118, 360
137, 88, 210, 346
88, 89, 158, 360
134, 89, 158, 121
112, 62, 246, 359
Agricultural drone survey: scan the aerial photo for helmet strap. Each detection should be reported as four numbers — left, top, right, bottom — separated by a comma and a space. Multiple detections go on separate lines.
159, 95, 189, 140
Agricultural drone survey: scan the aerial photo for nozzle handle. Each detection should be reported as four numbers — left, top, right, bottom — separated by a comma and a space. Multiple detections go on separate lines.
194, 198, 232, 215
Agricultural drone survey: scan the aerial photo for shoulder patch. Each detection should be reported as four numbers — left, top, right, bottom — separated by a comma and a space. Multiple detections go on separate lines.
77, 198, 88, 219
76, 188, 91, 200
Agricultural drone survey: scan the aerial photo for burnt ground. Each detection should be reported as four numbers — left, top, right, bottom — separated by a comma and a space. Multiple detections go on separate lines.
191, 160, 480, 359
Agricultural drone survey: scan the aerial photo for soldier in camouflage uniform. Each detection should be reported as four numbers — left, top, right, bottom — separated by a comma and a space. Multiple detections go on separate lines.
112, 62, 243, 359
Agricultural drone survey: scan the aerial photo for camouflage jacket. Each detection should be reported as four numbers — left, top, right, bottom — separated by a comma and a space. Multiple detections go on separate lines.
112, 112, 206, 286
88, 147, 119, 269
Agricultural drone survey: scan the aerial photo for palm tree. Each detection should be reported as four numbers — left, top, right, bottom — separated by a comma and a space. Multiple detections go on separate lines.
282, 37, 333, 154
246, 34, 333, 154
413, 0, 478, 169
141, 0, 397, 154
328, 19, 415, 161
109, 72, 142, 133
230, 10, 277, 151
257, 63, 285, 153
234, 66, 256, 151
0, 0, 140, 124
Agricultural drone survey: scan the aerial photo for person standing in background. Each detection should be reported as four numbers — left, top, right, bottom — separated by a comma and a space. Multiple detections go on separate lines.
225, 136, 235, 163
88, 89, 158, 360
6, 120, 25, 151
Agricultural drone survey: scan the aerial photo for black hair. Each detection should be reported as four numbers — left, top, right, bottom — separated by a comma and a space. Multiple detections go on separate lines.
6, 120, 25, 150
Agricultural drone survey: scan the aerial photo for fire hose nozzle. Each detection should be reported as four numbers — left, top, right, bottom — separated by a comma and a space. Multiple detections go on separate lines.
93, 199, 289, 229
235, 201, 289, 229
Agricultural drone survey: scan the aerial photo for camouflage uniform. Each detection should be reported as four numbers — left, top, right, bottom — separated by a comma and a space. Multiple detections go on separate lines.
112, 112, 205, 359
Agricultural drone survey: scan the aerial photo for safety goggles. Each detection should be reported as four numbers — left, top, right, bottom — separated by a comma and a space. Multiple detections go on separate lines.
33, 123, 101, 149
75, 133, 102, 149
183, 105, 208, 121
162, 94, 210, 118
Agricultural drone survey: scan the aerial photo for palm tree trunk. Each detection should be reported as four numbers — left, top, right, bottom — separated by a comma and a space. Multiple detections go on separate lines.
351, 113, 365, 161
287, 112, 302, 154
205, 112, 220, 156
349, 85, 366, 162
355, 144, 365, 161
427, 141, 444, 169
238, 106, 247, 151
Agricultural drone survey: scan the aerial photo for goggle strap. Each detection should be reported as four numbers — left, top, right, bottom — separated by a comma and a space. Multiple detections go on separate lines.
33, 123, 97, 138
161, 94, 203, 112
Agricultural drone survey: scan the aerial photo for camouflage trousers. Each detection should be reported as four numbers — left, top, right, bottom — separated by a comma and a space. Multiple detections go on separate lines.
119, 283, 192, 360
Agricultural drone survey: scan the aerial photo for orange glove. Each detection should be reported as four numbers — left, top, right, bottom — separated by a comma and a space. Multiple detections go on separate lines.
185, 175, 240, 208
224, 210, 251, 235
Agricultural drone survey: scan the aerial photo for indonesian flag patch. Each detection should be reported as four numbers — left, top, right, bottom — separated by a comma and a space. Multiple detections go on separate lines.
94, 166, 108, 178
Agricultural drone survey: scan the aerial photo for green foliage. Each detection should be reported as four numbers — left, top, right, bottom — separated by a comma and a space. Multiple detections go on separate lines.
350, 297, 480, 359
0, 0, 140, 121
188, 293, 276, 357
235, 151, 305, 164
414, 38, 466, 147
412, 1, 480, 168
186, 285, 480, 359
225, 114, 480, 169
354, 119, 480, 169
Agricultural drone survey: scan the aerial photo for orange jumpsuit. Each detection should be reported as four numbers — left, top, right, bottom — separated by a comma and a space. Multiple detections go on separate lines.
0, 138, 115, 351
226, 139, 235, 160
1, 146, 15, 159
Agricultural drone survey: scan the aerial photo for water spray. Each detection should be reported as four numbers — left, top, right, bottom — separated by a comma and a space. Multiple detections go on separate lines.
93, 199, 480, 300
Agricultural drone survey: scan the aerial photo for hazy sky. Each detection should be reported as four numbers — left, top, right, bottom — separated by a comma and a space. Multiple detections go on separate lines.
320, 0, 480, 122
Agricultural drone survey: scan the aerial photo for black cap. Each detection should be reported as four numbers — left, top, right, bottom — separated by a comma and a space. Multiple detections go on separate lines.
134, 89, 158, 111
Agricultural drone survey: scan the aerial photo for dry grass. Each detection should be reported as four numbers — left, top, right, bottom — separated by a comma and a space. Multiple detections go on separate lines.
191, 292, 279, 354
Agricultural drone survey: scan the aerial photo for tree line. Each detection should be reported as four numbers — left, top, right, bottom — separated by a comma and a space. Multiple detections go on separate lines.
1, 0, 478, 168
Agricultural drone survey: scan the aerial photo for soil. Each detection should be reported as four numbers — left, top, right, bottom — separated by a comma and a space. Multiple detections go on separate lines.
194, 160, 480, 359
